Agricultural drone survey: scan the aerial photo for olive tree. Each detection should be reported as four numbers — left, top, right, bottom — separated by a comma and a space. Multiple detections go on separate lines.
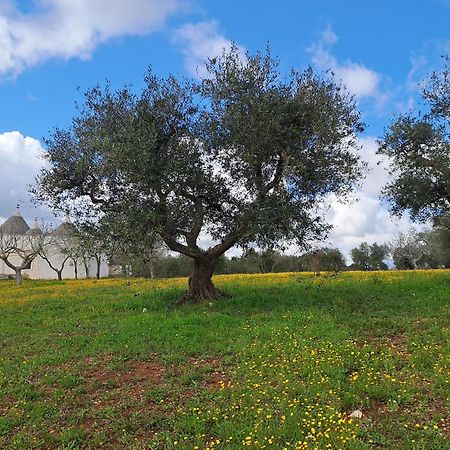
33, 47, 365, 302
378, 56, 450, 222
351, 242, 389, 271
390, 230, 429, 270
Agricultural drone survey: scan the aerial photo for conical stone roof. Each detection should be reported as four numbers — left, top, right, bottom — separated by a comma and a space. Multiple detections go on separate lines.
0, 206, 30, 235
52, 215, 76, 236
26, 219, 43, 236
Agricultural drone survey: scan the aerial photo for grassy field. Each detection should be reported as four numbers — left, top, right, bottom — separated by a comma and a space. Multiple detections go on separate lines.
0, 271, 449, 449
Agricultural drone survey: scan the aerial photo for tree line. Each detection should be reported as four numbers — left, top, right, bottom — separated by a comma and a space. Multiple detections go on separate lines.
116, 215, 450, 278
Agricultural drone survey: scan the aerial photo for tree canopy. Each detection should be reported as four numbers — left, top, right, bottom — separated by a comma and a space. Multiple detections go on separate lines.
33, 46, 365, 301
378, 56, 450, 222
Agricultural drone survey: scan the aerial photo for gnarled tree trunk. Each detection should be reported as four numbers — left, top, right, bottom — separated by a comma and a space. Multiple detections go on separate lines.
178, 257, 226, 304
161, 231, 237, 304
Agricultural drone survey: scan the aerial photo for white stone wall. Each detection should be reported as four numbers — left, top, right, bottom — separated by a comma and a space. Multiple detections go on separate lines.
0, 246, 110, 280
26, 254, 109, 279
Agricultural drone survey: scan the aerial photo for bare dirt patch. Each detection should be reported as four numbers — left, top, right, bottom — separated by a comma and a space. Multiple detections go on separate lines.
202, 370, 228, 390
0, 395, 17, 415
363, 400, 390, 424
82, 358, 167, 410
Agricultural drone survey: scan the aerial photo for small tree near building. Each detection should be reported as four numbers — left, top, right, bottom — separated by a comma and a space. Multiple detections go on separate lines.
37, 217, 81, 280
76, 225, 110, 279
0, 221, 47, 285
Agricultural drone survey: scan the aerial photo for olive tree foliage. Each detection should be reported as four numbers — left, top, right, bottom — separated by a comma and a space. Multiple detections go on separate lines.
378, 57, 450, 222
101, 211, 165, 278
33, 47, 365, 301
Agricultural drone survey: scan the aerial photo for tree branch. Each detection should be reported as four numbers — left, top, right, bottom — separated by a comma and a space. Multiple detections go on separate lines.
186, 198, 204, 249
209, 154, 286, 259
263, 153, 286, 194
160, 231, 209, 263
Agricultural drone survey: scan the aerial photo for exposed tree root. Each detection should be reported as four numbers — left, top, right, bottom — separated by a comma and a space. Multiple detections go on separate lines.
175, 288, 230, 305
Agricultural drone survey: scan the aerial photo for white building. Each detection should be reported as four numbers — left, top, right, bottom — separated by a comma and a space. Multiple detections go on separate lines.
0, 207, 109, 280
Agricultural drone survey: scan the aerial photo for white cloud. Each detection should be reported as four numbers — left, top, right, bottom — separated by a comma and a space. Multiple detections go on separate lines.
0, 131, 47, 220
172, 20, 245, 78
0, 0, 182, 77
308, 26, 382, 101
336, 64, 380, 99
321, 26, 338, 46
325, 136, 418, 261
0, 131, 43, 167
407, 55, 428, 91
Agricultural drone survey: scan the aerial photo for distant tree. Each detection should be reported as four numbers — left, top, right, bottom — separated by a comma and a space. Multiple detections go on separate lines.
351, 243, 371, 270
75, 224, 112, 279
36, 218, 82, 281
225, 255, 259, 274
256, 249, 282, 273
33, 46, 365, 302
390, 230, 429, 270
240, 248, 283, 273
378, 56, 450, 222
351, 242, 388, 271
275, 254, 304, 273
305, 247, 346, 273
64, 236, 83, 279
156, 255, 192, 278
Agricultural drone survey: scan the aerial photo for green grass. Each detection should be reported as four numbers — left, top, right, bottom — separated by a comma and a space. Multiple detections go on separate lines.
0, 271, 449, 449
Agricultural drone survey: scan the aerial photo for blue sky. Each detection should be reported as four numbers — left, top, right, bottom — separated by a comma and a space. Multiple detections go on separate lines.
0, 0, 449, 258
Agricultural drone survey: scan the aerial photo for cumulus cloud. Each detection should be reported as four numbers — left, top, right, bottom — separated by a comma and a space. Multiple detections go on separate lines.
0, 0, 182, 77
172, 20, 245, 78
0, 131, 47, 221
308, 26, 383, 101
325, 137, 417, 261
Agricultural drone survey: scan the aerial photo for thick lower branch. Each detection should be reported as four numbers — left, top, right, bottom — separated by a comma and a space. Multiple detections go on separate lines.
160, 231, 210, 264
